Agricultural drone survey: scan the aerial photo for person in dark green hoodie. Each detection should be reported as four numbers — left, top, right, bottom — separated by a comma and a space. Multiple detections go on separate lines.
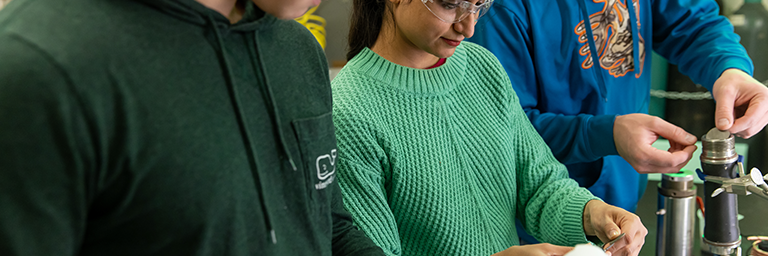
0, 0, 384, 255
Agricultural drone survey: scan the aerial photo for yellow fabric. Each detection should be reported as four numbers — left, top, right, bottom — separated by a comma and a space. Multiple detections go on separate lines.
295, 6, 326, 50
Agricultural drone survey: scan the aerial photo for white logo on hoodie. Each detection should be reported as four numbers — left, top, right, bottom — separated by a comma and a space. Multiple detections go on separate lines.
314, 149, 336, 190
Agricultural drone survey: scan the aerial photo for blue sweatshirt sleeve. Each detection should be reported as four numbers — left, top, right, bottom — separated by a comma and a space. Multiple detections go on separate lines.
473, 3, 619, 164
651, 0, 753, 90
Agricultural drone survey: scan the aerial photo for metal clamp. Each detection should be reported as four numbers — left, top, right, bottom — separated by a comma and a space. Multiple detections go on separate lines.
699, 164, 768, 201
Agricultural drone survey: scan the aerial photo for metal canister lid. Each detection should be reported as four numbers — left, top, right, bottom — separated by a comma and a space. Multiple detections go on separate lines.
659, 171, 696, 197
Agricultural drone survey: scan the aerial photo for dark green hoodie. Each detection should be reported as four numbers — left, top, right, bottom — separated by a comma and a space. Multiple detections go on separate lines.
0, 0, 383, 255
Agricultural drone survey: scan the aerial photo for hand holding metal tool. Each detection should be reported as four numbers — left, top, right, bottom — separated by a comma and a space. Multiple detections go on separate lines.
602, 232, 625, 252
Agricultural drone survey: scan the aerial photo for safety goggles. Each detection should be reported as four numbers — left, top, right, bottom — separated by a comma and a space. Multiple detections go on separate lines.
421, 0, 494, 23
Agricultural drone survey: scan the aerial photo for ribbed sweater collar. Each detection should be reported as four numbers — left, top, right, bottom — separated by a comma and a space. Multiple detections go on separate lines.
346, 43, 468, 95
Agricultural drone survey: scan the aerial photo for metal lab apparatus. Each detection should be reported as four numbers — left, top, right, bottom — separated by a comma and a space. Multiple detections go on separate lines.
655, 128, 768, 256
656, 172, 697, 256
700, 129, 742, 256
697, 128, 768, 256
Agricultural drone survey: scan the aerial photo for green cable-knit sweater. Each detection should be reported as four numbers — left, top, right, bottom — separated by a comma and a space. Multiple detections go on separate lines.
331, 42, 600, 256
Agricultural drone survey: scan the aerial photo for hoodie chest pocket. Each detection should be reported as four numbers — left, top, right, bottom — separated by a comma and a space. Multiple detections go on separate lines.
292, 112, 337, 212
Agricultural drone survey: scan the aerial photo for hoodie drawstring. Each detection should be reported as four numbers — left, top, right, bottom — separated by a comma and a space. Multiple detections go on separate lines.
577, 0, 609, 101
206, 15, 277, 244
247, 32, 298, 172
626, 0, 642, 79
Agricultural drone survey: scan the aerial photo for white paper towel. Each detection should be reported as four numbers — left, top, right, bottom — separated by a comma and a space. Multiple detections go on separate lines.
564, 244, 608, 256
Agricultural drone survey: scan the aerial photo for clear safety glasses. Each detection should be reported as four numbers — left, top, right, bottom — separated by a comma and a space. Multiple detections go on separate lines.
421, 0, 494, 23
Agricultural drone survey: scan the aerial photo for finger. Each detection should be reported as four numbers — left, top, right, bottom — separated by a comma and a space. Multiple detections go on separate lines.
650, 120, 697, 146
669, 145, 696, 171
602, 223, 621, 243
714, 87, 737, 131
608, 234, 643, 256
625, 217, 648, 256
632, 236, 646, 256
624, 229, 647, 256
664, 145, 696, 168
638, 147, 692, 173
611, 245, 634, 256
667, 140, 679, 152
667, 139, 686, 152
605, 211, 646, 256
740, 114, 768, 138
606, 237, 629, 255
730, 101, 764, 137
731, 99, 768, 138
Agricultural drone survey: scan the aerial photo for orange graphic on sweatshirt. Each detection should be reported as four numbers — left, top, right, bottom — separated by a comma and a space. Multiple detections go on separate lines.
575, 0, 645, 78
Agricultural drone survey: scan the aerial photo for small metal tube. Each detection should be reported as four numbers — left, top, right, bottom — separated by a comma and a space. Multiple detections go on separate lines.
657, 173, 696, 256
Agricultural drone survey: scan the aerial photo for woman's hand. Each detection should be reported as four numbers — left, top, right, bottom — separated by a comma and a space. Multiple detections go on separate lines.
491, 243, 574, 256
583, 200, 647, 256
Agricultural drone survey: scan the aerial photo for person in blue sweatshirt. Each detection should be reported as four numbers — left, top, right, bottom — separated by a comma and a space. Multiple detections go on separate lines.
469, 0, 768, 245
0, 0, 384, 255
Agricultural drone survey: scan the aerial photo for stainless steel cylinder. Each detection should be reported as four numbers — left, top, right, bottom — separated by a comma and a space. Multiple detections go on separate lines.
658, 173, 697, 256
701, 128, 741, 256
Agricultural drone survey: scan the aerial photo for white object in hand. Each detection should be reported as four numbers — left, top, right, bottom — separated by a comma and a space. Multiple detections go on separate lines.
565, 244, 608, 256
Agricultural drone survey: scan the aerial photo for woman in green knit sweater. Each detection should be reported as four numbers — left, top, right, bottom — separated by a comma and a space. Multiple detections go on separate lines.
331, 0, 648, 255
